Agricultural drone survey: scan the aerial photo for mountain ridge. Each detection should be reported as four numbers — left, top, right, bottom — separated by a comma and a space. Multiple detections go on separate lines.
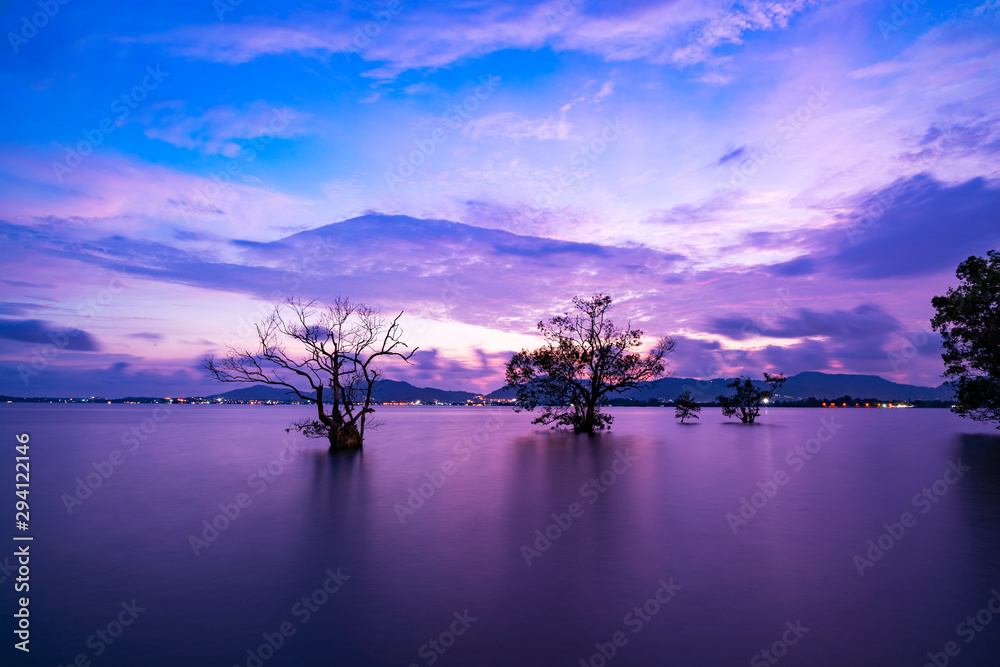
213, 371, 951, 403
1, 372, 949, 402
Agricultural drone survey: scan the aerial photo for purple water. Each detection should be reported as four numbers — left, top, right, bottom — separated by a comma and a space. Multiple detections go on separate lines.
2, 404, 1000, 666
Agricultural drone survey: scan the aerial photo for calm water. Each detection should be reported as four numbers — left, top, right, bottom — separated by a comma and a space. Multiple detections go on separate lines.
2, 405, 1000, 666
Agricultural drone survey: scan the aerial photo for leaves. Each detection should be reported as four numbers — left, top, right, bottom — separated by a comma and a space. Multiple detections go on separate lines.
717, 373, 785, 423
674, 390, 701, 423
505, 294, 673, 432
931, 250, 1000, 427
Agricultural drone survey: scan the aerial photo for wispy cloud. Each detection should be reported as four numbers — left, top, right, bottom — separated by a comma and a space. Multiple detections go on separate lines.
149, 0, 819, 78
144, 101, 305, 156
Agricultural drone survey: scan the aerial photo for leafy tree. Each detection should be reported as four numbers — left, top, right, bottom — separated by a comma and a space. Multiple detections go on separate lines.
931, 250, 1000, 428
674, 390, 701, 423
717, 372, 786, 423
505, 294, 674, 433
203, 298, 415, 448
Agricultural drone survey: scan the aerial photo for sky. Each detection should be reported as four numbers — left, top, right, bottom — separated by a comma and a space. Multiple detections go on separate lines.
0, 0, 998, 397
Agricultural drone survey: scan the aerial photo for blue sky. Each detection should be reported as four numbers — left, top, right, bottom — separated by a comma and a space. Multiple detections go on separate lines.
1, 0, 998, 396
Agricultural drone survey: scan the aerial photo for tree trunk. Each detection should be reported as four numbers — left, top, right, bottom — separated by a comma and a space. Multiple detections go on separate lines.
328, 423, 362, 449
576, 401, 597, 433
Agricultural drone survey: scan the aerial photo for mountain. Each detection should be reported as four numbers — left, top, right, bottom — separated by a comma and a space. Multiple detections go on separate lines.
779, 372, 951, 401
209, 379, 477, 403
486, 371, 953, 402
370, 379, 477, 403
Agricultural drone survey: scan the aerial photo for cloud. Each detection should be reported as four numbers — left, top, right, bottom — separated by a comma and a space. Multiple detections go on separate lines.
0, 319, 101, 351
707, 304, 901, 341
765, 257, 817, 277
463, 112, 570, 141
0, 151, 323, 244
670, 0, 817, 67
593, 81, 615, 102
902, 114, 1000, 162
150, 0, 819, 78
0, 303, 40, 316
0, 359, 219, 398
402, 82, 442, 96
386, 347, 510, 392
700, 303, 927, 378
144, 101, 304, 156
827, 175, 1000, 279
128, 332, 164, 341
717, 146, 746, 165
6, 212, 687, 339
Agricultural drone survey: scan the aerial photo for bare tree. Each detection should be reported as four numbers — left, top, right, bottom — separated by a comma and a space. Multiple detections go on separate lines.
202, 298, 416, 449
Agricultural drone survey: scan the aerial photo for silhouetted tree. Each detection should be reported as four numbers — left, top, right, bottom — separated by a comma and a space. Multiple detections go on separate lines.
931, 250, 1000, 428
202, 298, 416, 448
505, 294, 674, 433
717, 372, 786, 423
674, 390, 701, 423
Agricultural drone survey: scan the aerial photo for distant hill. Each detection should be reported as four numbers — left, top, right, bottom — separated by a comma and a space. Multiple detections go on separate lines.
778, 372, 951, 401
210, 379, 478, 403
486, 371, 952, 402
2, 371, 952, 403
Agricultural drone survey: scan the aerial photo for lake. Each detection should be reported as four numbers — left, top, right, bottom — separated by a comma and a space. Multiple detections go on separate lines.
2, 404, 1000, 666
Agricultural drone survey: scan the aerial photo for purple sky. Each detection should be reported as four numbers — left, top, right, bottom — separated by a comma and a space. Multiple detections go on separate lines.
1, 0, 998, 397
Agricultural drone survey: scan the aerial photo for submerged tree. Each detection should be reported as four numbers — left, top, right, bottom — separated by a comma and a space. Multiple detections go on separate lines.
931, 250, 1000, 428
504, 294, 674, 433
202, 298, 416, 449
674, 390, 701, 424
717, 372, 786, 424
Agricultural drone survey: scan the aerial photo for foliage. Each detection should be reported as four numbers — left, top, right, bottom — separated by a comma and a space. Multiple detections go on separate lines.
203, 298, 415, 448
504, 294, 674, 433
931, 250, 1000, 428
717, 372, 786, 423
674, 390, 701, 423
